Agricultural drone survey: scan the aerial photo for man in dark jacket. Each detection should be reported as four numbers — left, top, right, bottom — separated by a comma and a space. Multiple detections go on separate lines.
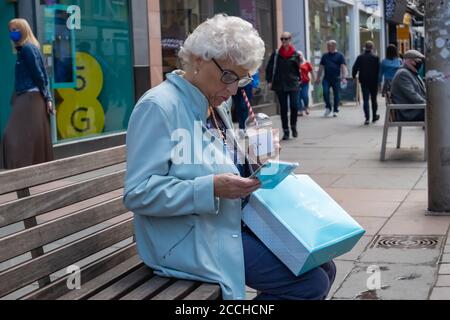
352, 41, 381, 125
390, 50, 426, 122
266, 32, 301, 140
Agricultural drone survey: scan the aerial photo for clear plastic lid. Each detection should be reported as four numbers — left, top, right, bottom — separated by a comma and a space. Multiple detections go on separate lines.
245, 113, 273, 130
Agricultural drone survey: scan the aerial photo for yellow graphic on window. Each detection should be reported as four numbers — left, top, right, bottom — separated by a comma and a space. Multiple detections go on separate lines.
57, 52, 105, 139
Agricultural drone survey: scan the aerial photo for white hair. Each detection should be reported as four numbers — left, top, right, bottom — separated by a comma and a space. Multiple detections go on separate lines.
178, 14, 265, 74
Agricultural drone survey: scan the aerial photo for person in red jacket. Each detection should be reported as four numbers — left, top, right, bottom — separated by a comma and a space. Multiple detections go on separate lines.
298, 51, 315, 117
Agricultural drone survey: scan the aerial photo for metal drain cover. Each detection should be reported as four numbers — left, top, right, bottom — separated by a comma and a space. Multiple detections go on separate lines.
372, 236, 440, 249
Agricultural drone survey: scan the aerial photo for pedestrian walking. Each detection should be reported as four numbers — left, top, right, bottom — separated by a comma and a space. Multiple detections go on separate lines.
379, 44, 402, 96
352, 41, 381, 125
297, 51, 315, 117
315, 40, 348, 118
1, 18, 54, 170
265, 32, 301, 140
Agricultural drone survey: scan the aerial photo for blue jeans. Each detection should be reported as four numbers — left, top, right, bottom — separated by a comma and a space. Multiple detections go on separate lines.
323, 79, 341, 112
298, 83, 310, 112
243, 228, 337, 300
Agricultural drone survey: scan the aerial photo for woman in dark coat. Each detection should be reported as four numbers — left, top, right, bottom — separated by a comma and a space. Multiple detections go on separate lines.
1, 18, 54, 169
266, 32, 301, 140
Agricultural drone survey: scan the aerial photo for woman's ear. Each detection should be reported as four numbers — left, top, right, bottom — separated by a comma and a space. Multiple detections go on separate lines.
192, 56, 205, 73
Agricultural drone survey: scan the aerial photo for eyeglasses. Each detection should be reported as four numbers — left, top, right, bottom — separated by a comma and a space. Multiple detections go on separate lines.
281, 37, 291, 41
211, 58, 253, 88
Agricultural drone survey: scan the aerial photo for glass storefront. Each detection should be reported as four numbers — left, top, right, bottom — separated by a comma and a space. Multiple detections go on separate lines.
0, 1, 17, 142
35, 0, 135, 143
308, 0, 351, 103
160, 0, 276, 104
359, 11, 381, 56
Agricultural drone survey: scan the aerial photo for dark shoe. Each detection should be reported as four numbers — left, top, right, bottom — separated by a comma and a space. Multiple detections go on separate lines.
283, 131, 290, 140
292, 128, 298, 138
364, 120, 370, 125
373, 115, 380, 123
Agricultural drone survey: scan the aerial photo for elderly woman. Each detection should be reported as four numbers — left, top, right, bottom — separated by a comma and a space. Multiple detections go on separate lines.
124, 14, 336, 300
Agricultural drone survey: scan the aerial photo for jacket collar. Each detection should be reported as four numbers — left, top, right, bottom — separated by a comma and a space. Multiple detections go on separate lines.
166, 70, 209, 122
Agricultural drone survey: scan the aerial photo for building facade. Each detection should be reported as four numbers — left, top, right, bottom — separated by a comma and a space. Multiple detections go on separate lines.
282, 0, 386, 104
0, 0, 282, 154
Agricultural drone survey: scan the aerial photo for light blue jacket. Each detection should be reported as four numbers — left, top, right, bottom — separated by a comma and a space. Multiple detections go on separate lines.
124, 71, 247, 300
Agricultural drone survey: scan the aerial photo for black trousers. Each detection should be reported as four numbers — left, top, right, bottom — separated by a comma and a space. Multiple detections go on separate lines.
276, 90, 299, 132
361, 84, 378, 121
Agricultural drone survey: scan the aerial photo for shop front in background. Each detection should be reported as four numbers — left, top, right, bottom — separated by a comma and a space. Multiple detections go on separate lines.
0, 1, 17, 143
308, 0, 352, 104
35, 0, 135, 144
160, 0, 277, 106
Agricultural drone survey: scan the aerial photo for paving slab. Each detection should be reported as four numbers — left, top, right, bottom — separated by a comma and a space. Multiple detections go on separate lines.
333, 264, 436, 300
429, 287, 450, 300
339, 201, 400, 218
324, 188, 409, 203
336, 236, 373, 262
327, 260, 356, 300
380, 216, 450, 236
439, 264, 450, 275
331, 173, 421, 190
436, 275, 450, 287
352, 217, 387, 236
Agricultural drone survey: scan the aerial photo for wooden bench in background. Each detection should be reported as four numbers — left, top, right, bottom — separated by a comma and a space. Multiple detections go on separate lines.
380, 93, 427, 161
0, 146, 221, 300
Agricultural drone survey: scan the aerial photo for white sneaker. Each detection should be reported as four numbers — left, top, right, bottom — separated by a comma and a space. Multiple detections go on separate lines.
333, 112, 338, 118
324, 109, 332, 117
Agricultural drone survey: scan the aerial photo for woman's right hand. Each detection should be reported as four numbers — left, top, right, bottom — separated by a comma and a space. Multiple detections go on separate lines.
214, 174, 261, 199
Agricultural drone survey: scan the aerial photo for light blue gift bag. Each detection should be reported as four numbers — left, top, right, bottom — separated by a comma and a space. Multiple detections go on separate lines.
242, 175, 365, 276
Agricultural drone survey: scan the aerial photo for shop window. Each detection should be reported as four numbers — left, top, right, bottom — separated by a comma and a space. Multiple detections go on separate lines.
36, 0, 135, 142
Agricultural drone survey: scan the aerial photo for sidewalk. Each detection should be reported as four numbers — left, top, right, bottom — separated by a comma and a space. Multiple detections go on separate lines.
264, 100, 450, 300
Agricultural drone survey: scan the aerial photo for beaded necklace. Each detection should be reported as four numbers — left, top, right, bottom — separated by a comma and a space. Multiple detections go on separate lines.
208, 106, 227, 146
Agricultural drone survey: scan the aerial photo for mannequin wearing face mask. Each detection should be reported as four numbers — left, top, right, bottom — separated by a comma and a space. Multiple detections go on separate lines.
0, 19, 54, 170
390, 50, 426, 122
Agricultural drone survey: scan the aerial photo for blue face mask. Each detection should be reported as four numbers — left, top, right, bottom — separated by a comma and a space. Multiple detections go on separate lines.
9, 31, 22, 42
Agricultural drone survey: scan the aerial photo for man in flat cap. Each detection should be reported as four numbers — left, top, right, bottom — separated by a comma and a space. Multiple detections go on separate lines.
390, 49, 426, 121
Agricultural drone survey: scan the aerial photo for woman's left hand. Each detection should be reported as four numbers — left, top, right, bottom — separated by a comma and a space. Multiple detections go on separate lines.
47, 101, 55, 115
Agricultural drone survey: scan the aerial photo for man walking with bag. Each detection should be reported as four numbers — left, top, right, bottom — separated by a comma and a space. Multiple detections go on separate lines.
266, 32, 301, 140
316, 40, 348, 118
352, 41, 381, 125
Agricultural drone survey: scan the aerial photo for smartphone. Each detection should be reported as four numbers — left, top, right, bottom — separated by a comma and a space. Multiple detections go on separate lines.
249, 160, 299, 189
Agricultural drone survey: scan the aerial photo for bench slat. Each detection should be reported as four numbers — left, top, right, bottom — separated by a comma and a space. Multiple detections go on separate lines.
183, 284, 222, 300
0, 171, 125, 228
88, 265, 153, 300
0, 146, 125, 195
151, 280, 200, 300
387, 104, 426, 110
0, 219, 134, 298
0, 198, 128, 263
58, 255, 143, 300
119, 276, 174, 300
23, 244, 138, 300
387, 122, 425, 127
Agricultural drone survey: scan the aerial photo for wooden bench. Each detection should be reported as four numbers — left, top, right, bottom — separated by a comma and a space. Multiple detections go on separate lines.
380, 93, 427, 161
0, 146, 221, 300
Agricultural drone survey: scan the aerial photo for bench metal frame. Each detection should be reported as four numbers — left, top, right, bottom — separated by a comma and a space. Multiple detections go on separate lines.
380, 95, 427, 161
